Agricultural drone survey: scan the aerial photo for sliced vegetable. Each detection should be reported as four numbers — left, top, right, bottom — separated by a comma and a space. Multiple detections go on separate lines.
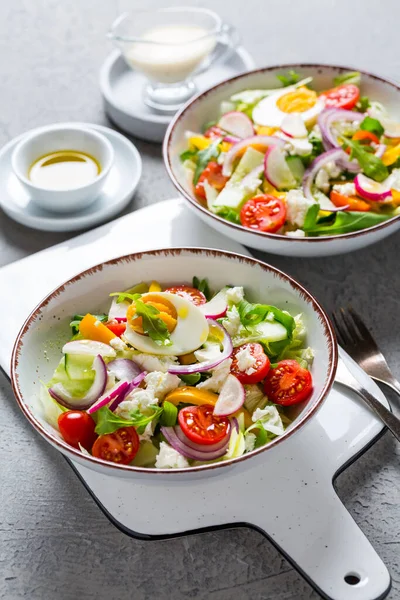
92, 426, 139, 464
178, 404, 231, 445
107, 359, 142, 381
49, 355, 107, 411
199, 289, 228, 319
164, 285, 206, 306
164, 386, 218, 407
108, 372, 146, 412
280, 113, 308, 138
230, 343, 271, 384
79, 313, 117, 344
161, 425, 229, 460
160, 401, 178, 427
240, 195, 286, 233
379, 117, 400, 138
222, 135, 285, 177
108, 297, 129, 322
218, 111, 255, 139
87, 380, 130, 415
264, 145, 297, 190
106, 321, 126, 337
213, 374, 245, 416
193, 138, 222, 185
330, 190, 368, 212
320, 84, 360, 110
264, 359, 313, 405
354, 173, 392, 202
302, 148, 344, 201
343, 138, 389, 182
62, 339, 116, 359
195, 161, 229, 199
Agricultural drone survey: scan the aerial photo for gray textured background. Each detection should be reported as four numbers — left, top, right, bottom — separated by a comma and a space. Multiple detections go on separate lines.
1, 1, 400, 599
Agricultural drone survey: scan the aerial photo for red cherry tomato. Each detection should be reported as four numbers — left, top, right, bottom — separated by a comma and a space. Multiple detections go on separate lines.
58, 411, 97, 450
178, 404, 230, 445
231, 343, 271, 384
240, 195, 286, 233
92, 427, 139, 465
164, 285, 206, 305
106, 321, 126, 337
195, 161, 229, 199
204, 125, 226, 139
320, 84, 360, 110
264, 359, 313, 406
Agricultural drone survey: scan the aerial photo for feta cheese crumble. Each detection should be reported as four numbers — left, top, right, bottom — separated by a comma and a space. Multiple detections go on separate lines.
286, 189, 316, 228
110, 337, 128, 352
221, 306, 241, 337
144, 371, 180, 400
116, 389, 156, 419
130, 353, 179, 373
155, 442, 189, 469
332, 182, 356, 197
285, 229, 306, 238
196, 358, 232, 393
226, 286, 245, 304
194, 342, 222, 363
235, 345, 257, 374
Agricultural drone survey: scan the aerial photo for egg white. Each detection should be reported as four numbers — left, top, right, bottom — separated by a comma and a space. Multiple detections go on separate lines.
252, 88, 325, 128
123, 291, 209, 356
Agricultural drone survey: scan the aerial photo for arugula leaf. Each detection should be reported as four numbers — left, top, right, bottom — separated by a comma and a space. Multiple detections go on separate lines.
333, 71, 361, 86
342, 138, 389, 182
193, 138, 222, 185
216, 206, 241, 224
303, 203, 320, 230
134, 299, 172, 347
69, 314, 107, 335
109, 292, 142, 304
180, 149, 197, 163
304, 210, 393, 235
237, 300, 295, 338
277, 70, 301, 87
360, 116, 384, 138
159, 401, 178, 427
179, 372, 202, 385
192, 276, 211, 300
93, 405, 163, 435
357, 96, 370, 112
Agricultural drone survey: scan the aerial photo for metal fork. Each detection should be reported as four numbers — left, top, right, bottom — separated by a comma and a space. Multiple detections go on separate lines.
331, 307, 400, 398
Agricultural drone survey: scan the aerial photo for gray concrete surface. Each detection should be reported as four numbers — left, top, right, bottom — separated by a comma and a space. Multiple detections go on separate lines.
1, 1, 400, 599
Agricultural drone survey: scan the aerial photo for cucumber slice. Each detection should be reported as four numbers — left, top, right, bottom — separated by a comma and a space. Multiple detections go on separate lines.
213, 148, 264, 209
48, 357, 94, 398
131, 442, 159, 467
65, 354, 95, 380
286, 156, 305, 184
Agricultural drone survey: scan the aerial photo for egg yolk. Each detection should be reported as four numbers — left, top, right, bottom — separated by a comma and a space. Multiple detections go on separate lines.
276, 86, 317, 113
127, 293, 178, 334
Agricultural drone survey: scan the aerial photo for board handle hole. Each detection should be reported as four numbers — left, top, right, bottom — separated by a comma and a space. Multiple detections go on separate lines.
344, 573, 361, 586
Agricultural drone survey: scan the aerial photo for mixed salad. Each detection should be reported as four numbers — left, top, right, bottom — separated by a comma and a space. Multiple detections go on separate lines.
40, 278, 314, 469
181, 70, 400, 237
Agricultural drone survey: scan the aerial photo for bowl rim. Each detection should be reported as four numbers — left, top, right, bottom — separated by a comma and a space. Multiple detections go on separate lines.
163, 62, 400, 243
11, 247, 338, 475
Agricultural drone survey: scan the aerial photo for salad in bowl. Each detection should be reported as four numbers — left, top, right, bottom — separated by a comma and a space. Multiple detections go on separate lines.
168, 68, 400, 242
12, 249, 336, 474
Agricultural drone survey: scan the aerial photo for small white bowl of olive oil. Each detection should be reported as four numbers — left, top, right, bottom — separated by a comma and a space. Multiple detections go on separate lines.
11, 125, 114, 213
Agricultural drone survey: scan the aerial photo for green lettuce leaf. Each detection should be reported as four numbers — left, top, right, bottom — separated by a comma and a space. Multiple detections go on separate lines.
93, 405, 163, 435
304, 210, 392, 235
360, 116, 384, 138
192, 276, 211, 300
237, 299, 295, 337
193, 138, 222, 185
342, 138, 388, 182
277, 70, 301, 86
333, 71, 361, 86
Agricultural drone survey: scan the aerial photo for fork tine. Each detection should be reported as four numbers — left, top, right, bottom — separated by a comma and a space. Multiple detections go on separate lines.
331, 311, 349, 347
347, 306, 377, 345
340, 307, 360, 343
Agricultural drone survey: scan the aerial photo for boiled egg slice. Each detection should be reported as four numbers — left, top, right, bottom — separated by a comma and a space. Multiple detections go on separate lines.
252, 86, 325, 128
123, 291, 209, 356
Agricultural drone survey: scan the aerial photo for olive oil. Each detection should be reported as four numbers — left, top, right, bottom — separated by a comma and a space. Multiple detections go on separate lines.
29, 150, 101, 190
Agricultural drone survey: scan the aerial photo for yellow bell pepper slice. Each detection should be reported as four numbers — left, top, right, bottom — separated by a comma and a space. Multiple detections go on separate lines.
79, 313, 116, 344
382, 143, 400, 166
149, 280, 162, 293
189, 136, 212, 151
256, 125, 278, 136
165, 387, 218, 407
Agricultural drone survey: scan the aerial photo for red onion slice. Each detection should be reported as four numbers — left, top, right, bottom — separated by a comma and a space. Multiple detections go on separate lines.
87, 380, 130, 414
199, 290, 228, 319
223, 134, 241, 144
161, 426, 229, 461
49, 355, 107, 411
222, 135, 285, 177
354, 173, 392, 202
302, 148, 344, 202
375, 144, 386, 159
219, 111, 255, 139
108, 371, 147, 412
62, 340, 116, 358
167, 319, 232, 375
213, 375, 245, 416
107, 358, 142, 381
173, 424, 231, 453
318, 108, 364, 149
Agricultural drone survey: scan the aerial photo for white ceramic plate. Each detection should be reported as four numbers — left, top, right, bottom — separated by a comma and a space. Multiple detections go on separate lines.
164, 63, 400, 257
11, 248, 336, 478
0, 122, 142, 232
100, 48, 255, 143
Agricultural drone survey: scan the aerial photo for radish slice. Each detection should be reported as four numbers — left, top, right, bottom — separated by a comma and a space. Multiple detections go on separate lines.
108, 372, 147, 412
107, 358, 142, 381
264, 145, 296, 190
380, 117, 400, 138
222, 135, 285, 177
161, 426, 230, 460
281, 114, 308, 138
167, 319, 232, 375
108, 297, 130, 321
213, 374, 245, 416
62, 340, 116, 358
218, 111, 254, 139
87, 380, 130, 414
375, 143, 386, 158
199, 290, 228, 319
354, 173, 392, 202
49, 355, 107, 410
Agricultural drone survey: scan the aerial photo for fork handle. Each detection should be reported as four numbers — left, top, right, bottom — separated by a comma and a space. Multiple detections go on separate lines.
380, 376, 400, 398
352, 383, 400, 442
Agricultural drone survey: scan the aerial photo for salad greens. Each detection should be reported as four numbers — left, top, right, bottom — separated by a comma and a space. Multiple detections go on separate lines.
193, 138, 222, 185
333, 71, 361, 86
93, 405, 163, 435
360, 116, 384, 138
134, 298, 172, 347
192, 276, 211, 300
342, 138, 389, 182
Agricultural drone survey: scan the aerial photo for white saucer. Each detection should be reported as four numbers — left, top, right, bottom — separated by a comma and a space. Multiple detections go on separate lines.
0, 122, 142, 232
100, 47, 255, 143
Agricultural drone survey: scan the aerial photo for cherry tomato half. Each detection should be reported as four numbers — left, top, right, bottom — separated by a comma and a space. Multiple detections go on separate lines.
195, 161, 229, 199
58, 411, 97, 450
231, 343, 271, 384
164, 285, 206, 305
204, 125, 226, 139
264, 359, 313, 406
92, 427, 139, 464
320, 84, 360, 110
240, 195, 286, 233
106, 321, 127, 337
178, 405, 230, 445
330, 190, 371, 212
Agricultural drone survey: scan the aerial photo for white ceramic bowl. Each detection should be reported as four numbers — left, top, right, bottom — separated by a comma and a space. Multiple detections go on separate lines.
11, 248, 337, 480
12, 125, 114, 213
164, 64, 400, 257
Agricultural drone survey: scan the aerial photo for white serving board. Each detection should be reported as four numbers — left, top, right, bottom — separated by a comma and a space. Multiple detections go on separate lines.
0, 198, 391, 600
